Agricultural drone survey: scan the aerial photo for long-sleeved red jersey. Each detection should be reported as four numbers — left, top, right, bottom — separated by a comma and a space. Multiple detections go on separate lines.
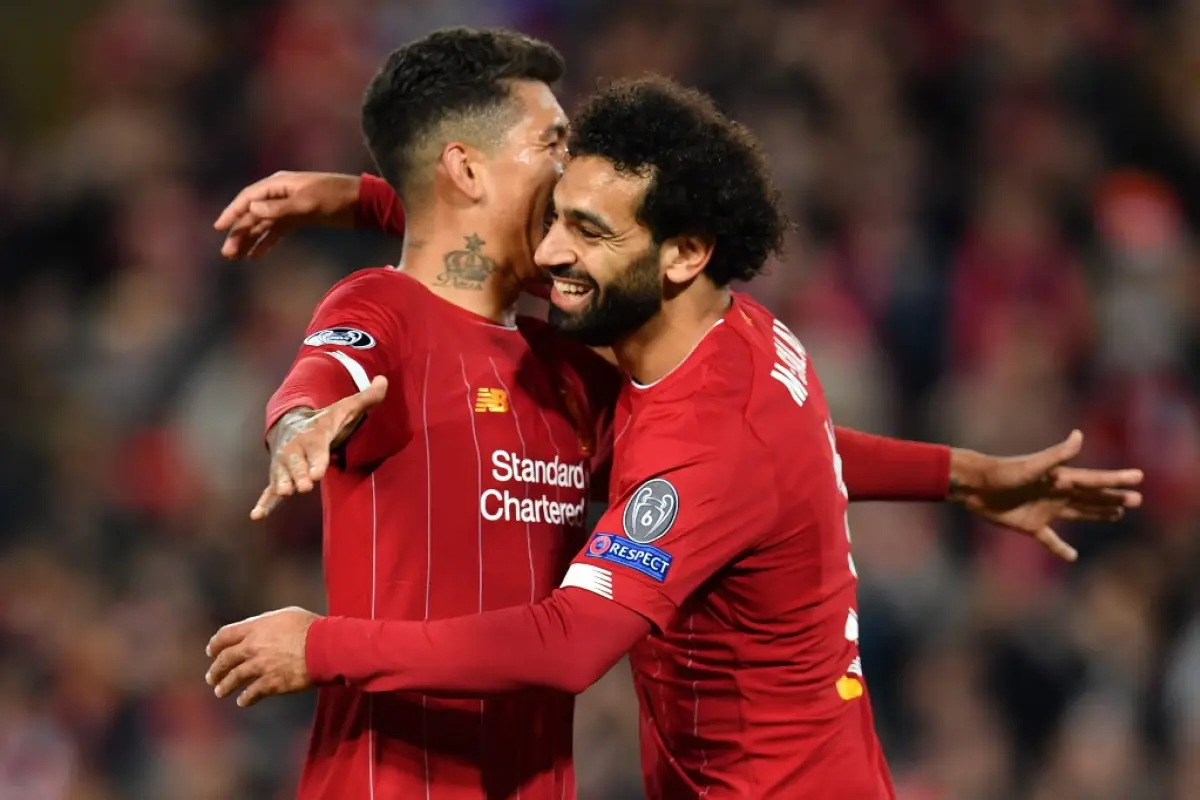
306, 293, 916, 799
277, 177, 950, 799
269, 266, 619, 800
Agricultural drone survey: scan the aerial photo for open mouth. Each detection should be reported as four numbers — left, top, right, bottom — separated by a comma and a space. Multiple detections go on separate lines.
550, 277, 595, 311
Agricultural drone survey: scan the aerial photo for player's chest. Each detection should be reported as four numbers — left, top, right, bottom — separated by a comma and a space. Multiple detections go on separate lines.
405, 346, 594, 469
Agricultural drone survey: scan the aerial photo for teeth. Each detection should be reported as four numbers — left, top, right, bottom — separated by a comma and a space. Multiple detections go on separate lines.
554, 280, 591, 296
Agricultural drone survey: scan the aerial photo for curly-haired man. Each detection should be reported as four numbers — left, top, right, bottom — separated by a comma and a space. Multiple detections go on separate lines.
207, 66, 1142, 799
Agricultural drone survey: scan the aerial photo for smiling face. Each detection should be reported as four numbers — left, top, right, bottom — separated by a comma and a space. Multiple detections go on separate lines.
535, 155, 666, 346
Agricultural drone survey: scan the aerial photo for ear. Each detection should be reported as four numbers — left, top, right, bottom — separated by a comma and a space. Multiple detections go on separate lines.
661, 234, 714, 285
440, 142, 486, 202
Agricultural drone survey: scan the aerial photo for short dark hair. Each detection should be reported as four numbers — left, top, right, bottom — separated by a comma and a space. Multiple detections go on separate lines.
569, 76, 788, 286
362, 28, 565, 199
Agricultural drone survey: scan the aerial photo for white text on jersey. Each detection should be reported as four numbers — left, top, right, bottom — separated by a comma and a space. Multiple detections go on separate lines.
769, 319, 810, 408
480, 450, 589, 527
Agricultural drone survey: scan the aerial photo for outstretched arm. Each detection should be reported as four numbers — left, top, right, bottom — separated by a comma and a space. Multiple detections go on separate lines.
833, 427, 950, 502
254, 270, 411, 517
834, 427, 1143, 561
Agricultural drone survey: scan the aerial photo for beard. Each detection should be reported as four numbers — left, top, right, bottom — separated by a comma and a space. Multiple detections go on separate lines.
548, 245, 663, 347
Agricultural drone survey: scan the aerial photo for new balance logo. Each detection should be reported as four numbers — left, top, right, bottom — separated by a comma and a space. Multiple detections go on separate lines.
475, 388, 509, 413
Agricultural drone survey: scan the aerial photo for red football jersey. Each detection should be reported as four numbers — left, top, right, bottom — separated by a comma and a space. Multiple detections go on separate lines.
562, 293, 895, 799
267, 268, 618, 800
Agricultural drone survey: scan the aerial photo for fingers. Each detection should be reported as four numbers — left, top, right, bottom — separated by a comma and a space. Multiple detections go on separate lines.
1061, 505, 1126, 523
1067, 487, 1143, 509
1045, 483, 1143, 511
1023, 430, 1085, 477
214, 660, 257, 700
268, 452, 295, 499
221, 214, 286, 260
249, 484, 280, 521
247, 199, 291, 220
261, 418, 346, 510
238, 677, 276, 708
306, 446, 331, 484
206, 644, 245, 690
220, 212, 268, 259
206, 622, 248, 659
214, 173, 291, 231
1053, 467, 1145, 492
246, 226, 284, 260
285, 449, 315, 494
267, 439, 320, 496
1034, 526, 1078, 562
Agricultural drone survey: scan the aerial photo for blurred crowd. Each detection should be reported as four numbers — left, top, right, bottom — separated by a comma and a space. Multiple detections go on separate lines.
0, 0, 1198, 798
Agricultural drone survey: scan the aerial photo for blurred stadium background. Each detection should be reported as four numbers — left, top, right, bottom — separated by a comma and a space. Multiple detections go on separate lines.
1, 0, 1198, 798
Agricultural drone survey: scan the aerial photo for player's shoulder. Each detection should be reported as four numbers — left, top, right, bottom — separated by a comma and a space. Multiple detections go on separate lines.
316, 266, 418, 309
656, 304, 766, 414
306, 267, 427, 357
626, 294, 796, 454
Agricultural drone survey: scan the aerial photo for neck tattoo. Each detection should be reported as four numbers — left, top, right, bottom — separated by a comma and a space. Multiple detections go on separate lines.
435, 234, 497, 291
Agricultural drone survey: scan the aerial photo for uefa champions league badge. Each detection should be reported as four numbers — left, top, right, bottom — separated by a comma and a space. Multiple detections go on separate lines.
303, 328, 377, 349
623, 478, 679, 544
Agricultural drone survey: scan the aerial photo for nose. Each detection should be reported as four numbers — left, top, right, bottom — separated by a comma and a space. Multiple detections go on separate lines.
534, 221, 576, 270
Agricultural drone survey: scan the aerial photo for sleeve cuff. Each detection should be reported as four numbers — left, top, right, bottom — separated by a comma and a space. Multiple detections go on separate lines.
930, 444, 952, 499
836, 428, 952, 502
305, 616, 336, 684
354, 174, 405, 234
306, 616, 377, 685
264, 352, 365, 441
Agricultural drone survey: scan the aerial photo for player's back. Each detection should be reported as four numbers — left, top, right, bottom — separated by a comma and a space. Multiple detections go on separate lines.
270, 268, 617, 800
598, 294, 894, 799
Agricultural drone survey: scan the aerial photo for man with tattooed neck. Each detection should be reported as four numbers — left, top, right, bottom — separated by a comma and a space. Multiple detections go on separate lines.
228, 28, 610, 800
207, 28, 1142, 800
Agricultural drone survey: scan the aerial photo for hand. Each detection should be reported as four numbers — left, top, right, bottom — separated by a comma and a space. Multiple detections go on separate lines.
213, 171, 362, 260
950, 430, 1143, 562
206, 607, 319, 707
253, 375, 388, 520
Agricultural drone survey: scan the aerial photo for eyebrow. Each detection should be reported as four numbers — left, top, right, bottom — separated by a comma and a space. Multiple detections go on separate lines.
543, 122, 568, 141
563, 208, 616, 237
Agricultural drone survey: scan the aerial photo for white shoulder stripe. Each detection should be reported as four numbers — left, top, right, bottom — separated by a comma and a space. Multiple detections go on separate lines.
561, 563, 613, 600
325, 349, 372, 391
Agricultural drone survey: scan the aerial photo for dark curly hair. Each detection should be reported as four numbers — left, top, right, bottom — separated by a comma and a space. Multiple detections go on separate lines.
362, 28, 564, 200
568, 76, 788, 286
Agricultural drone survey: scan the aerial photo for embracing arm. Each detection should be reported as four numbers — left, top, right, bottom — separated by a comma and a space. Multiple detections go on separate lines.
306, 588, 649, 696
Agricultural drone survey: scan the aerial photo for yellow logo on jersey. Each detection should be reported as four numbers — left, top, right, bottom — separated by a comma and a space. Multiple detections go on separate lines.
836, 675, 864, 701
475, 388, 509, 413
